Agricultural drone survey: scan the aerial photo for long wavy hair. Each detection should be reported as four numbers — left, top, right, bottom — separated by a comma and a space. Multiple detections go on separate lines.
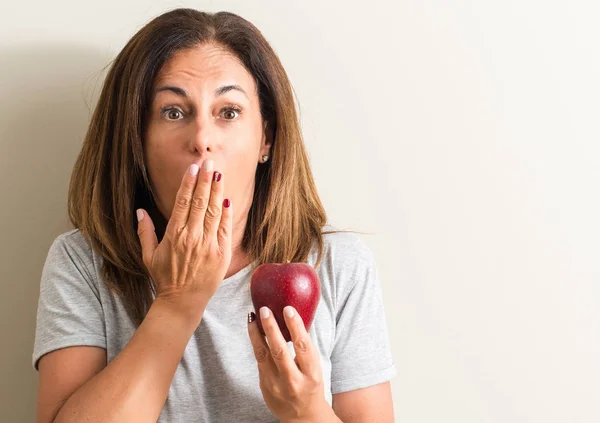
68, 8, 332, 325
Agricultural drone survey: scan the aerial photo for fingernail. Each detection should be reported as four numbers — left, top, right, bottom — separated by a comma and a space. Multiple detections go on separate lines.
284, 306, 294, 319
189, 164, 199, 176
248, 312, 256, 323
136, 209, 144, 221
260, 307, 270, 319
213, 171, 222, 182
223, 199, 231, 208
202, 160, 214, 172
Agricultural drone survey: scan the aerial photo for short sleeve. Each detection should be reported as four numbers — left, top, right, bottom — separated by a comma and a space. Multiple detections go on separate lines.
330, 246, 397, 394
32, 232, 107, 370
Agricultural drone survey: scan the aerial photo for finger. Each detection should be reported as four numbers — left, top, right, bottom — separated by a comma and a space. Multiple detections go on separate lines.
136, 209, 158, 269
203, 169, 224, 239
260, 307, 302, 380
186, 160, 214, 235
165, 163, 200, 237
283, 306, 321, 379
217, 198, 232, 256
247, 312, 277, 374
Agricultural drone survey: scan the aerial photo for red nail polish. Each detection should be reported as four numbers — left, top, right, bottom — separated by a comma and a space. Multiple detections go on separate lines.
223, 199, 231, 208
213, 172, 221, 182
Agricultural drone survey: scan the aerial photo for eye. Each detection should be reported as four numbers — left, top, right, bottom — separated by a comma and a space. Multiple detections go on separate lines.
220, 106, 242, 121
161, 107, 184, 121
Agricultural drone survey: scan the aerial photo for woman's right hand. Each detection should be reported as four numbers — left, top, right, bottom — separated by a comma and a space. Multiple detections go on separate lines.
135, 159, 232, 315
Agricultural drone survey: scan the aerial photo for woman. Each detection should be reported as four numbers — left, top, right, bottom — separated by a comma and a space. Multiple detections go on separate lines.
33, 8, 396, 422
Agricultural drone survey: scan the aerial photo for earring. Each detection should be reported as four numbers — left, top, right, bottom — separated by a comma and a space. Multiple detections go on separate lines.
261, 155, 269, 163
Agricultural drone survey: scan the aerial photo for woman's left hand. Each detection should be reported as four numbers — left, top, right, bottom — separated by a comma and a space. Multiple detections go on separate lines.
248, 305, 332, 423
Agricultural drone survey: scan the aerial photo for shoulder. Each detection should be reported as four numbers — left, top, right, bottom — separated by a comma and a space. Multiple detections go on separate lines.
310, 225, 379, 301
43, 229, 100, 293
50, 228, 93, 253
318, 224, 376, 269
47, 229, 96, 267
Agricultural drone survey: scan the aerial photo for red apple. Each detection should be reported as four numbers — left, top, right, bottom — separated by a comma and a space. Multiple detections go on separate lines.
250, 262, 321, 342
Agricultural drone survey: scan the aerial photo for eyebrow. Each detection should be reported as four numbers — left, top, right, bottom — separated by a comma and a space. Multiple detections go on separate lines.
154, 84, 248, 99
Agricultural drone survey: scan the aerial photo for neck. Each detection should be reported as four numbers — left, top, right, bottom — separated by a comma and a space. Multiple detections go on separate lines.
226, 212, 251, 279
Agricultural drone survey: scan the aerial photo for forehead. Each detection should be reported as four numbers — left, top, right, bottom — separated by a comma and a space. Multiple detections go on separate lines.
154, 44, 256, 93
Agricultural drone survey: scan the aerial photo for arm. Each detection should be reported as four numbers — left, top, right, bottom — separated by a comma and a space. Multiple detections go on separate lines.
37, 298, 204, 423
327, 236, 397, 422
247, 307, 395, 423
36, 161, 231, 422
331, 382, 395, 423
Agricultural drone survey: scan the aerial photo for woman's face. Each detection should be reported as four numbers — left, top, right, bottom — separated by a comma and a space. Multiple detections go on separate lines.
144, 43, 271, 224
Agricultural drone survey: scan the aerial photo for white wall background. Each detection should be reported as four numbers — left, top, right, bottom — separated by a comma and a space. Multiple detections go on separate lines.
1, 0, 598, 421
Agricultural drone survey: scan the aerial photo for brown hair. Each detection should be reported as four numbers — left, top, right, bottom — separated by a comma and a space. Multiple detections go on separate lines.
68, 8, 335, 325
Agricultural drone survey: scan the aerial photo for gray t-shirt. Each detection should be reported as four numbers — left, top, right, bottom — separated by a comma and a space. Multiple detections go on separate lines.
33, 226, 397, 422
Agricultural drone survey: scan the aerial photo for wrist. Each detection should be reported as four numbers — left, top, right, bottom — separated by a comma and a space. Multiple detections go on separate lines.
151, 295, 206, 330
283, 399, 338, 423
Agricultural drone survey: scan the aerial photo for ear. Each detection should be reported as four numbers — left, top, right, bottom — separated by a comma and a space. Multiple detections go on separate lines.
260, 120, 273, 158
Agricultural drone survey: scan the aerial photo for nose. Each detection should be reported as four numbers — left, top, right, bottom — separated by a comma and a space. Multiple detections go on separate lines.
191, 118, 213, 154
